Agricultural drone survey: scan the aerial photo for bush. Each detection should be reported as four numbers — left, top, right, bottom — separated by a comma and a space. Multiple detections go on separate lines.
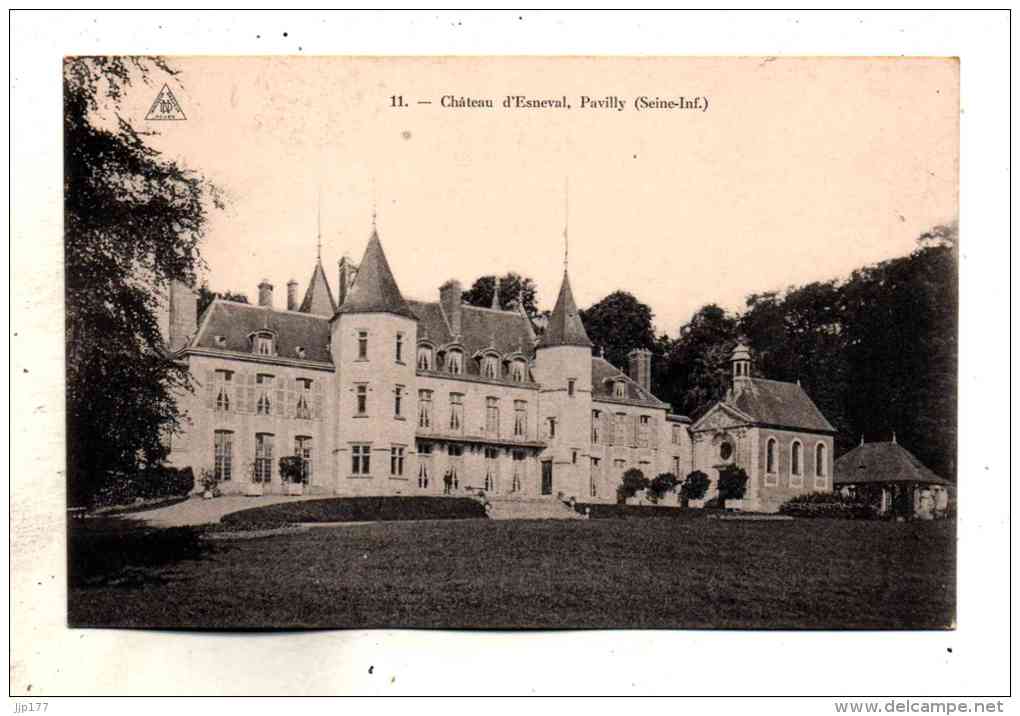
681, 470, 710, 505
778, 492, 877, 520
616, 468, 649, 504
717, 466, 749, 501
90, 466, 194, 507
648, 473, 680, 503
279, 456, 306, 484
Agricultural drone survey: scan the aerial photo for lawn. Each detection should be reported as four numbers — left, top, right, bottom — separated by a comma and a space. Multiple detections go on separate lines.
220, 496, 486, 525
68, 517, 955, 630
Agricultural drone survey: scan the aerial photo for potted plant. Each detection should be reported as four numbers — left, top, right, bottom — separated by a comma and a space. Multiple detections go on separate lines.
680, 470, 710, 508
279, 455, 306, 496
199, 468, 219, 500
717, 465, 749, 509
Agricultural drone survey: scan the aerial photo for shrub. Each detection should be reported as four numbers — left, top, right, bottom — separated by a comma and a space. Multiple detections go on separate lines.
616, 468, 649, 504
279, 456, 306, 484
717, 466, 749, 501
91, 466, 194, 507
778, 492, 877, 520
681, 470, 710, 506
648, 473, 680, 503
199, 468, 219, 493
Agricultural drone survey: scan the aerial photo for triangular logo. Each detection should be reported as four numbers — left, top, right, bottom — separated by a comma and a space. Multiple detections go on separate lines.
145, 84, 187, 121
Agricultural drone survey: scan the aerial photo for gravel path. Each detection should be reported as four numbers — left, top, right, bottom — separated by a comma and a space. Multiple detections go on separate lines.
128, 494, 326, 528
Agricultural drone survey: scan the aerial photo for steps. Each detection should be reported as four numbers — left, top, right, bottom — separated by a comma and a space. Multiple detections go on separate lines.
486, 496, 585, 521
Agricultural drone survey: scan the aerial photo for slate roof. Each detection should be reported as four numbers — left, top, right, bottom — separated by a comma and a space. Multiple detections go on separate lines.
335, 231, 417, 320
591, 355, 669, 410
539, 271, 593, 348
409, 299, 538, 382
834, 441, 951, 486
725, 378, 835, 432
190, 300, 332, 363
298, 261, 337, 316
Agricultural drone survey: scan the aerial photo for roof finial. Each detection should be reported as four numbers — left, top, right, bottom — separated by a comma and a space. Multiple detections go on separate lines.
316, 186, 323, 264
892, 430, 897, 444
371, 177, 378, 233
563, 177, 569, 273
860, 434, 865, 446
491, 277, 501, 310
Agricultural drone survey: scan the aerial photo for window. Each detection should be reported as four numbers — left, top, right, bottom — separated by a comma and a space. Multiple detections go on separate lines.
511, 450, 525, 492
719, 441, 733, 461
295, 436, 313, 482
672, 425, 683, 445
447, 349, 463, 375
511, 359, 526, 382
418, 389, 433, 428
355, 384, 368, 415
790, 440, 804, 487
357, 330, 368, 360
214, 370, 232, 412
417, 459, 430, 489
351, 444, 371, 475
568, 378, 576, 397
614, 380, 626, 398
482, 355, 499, 379
394, 385, 404, 418
672, 456, 681, 477
815, 442, 828, 488
486, 397, 500, 435
253, 332, 274, 356
592, 410, 601, 444
214, 430, 233, 482
546, 417, 557, 439
395, 332, 404, 363
256, 374, 274, 415
255, 433, 274, 483
613, 458, 626, 471
614, 413, 627, 445
571, 449, 579, 464
513, 400, 528, 438
449, 393, 464, 432
296, 378, 312, 419
417, 345, 434, 371
390, 446, 406, 477
638, 415, 651, 447
484, 447, 499, 491
590, 457, 601, 497
445, 445, 463, 492
765, 438, 778, 486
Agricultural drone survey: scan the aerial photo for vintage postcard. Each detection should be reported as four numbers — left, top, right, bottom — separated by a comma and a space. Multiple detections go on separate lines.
58, 54, 961, 633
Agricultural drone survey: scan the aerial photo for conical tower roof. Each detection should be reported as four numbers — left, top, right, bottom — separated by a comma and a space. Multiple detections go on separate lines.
298, 261, 337, 316
336, 230, 417, 320
539, 270, 592, 348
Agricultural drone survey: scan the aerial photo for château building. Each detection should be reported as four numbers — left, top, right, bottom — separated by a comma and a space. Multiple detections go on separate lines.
160, 226, 834, 510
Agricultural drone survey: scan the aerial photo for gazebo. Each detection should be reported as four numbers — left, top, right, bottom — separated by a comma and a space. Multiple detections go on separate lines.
833, 438, 953, 519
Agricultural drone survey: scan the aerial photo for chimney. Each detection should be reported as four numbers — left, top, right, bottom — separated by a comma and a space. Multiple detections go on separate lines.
166, 280, 197, 352
440, 280, 463, 337
286, 279, 298, 311
627, 348, 652, 392
491, 277, 501, 310
258, 278, 274, 308
337, 255, 358, 307
731, 341, 752, 395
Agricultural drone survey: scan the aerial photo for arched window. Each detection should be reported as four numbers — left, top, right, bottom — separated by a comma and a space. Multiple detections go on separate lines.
447, 349, 463, 375
614, 380, 626, 398
482, 354, 499, 379
815, 442, 827, 476
417, 345, 434, 371
511, 359, 526, 382
252, 331, 274, 356
790, 440, 804, 487
766, 438, 777, 473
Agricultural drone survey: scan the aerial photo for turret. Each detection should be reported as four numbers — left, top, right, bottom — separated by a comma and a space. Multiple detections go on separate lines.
731, 341, 752, 395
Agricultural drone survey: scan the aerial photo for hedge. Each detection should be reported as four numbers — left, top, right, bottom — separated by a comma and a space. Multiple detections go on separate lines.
778, 492, 877, 520
91, 466, 195, 507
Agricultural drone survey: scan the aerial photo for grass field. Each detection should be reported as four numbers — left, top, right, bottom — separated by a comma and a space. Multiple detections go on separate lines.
68, 517, 954, 630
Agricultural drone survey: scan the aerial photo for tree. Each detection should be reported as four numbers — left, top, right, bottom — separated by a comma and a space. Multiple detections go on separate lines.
648, 473, 680, 504
717, 466, 749, 502
659, 304, 738, 419
196, 280, 249, 317
65, 57, 219, 505
616, 468, 649, 504
461, 272, 539, 318
680, 470, 710, 508
580, 291, 657, 371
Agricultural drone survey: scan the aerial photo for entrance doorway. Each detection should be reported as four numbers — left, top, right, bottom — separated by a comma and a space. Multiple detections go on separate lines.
541, 461, 553, 495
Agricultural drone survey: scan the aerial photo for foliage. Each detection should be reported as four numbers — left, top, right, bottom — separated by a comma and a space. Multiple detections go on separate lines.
579, 291, 657, 372
64, 56, 220, 506
778, 492, 878, 520
90, 466, 194, 508
196, 280, 248, 317
717, 465, 749, 501
199, 468, 218, 493
648, 473, 681, 503
616, 468, 649, 504
681, 470, 711, 504
278, 456, 306, 484
462, 272, 539, 318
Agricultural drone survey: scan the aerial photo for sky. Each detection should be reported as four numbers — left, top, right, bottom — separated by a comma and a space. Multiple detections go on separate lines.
119, 56, 958, 336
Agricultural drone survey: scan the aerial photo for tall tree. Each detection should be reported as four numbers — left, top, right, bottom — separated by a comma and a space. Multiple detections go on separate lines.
580, 291, 657, 371
196, 280, 249, 317
659, 304, 738, 418
461, 272, 539, 318
64, 57, 219, 504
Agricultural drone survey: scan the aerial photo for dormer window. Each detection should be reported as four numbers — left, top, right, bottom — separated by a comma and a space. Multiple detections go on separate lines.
482, 354, 499, 379
447, 349, 463, 375
614, 380, 626, 399
252, 332, 274, 356
510, 359, 526, 382
417, 345, 434, 371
